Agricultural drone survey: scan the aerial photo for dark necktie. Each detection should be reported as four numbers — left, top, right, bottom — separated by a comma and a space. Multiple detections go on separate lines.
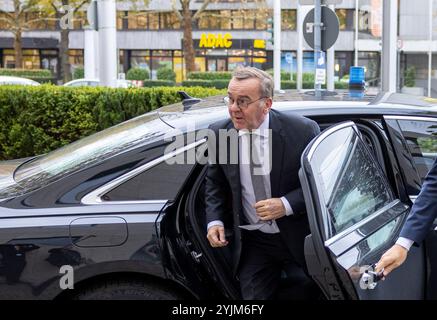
249, 133, 267, 202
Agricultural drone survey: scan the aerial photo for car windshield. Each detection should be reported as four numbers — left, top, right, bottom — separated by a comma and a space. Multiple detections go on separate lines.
14, 111, 173, 185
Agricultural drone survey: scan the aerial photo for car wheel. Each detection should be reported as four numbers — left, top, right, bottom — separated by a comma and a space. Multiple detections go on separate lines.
73, 279, 184, 300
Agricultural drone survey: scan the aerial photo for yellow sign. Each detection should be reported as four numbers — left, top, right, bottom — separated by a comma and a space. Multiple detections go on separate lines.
199, 33, 232, 48
253, 39, 266, 49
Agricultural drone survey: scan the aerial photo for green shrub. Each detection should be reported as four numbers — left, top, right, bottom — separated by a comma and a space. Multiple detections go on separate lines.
73, 67, 84, 80
127, 68, 150, 81
187, 72, 232, 80
280, 81, 296, 89
0, 68, 51, 78
404, 66, 416, 87
0, 85, 224, 160
157, 67, 176, 82
142, 80, 175, 87
182, 80, 215, 87
0, 68, 54, 83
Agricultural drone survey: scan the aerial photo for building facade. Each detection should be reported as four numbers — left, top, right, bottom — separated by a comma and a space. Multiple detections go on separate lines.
0, 0, 436, 91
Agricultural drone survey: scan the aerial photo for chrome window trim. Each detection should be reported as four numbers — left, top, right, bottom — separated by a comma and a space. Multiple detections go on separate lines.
384, 115, 437, 122
81, 139, 206, 205
307, 121, 355, 161
324, 200, 407, 256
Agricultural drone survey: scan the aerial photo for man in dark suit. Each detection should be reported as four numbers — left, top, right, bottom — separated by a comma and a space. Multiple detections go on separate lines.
376, 157, 437, 277
205, 66, 320, 299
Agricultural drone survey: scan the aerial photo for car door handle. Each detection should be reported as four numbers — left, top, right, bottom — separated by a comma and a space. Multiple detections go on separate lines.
359, 265, 384, 290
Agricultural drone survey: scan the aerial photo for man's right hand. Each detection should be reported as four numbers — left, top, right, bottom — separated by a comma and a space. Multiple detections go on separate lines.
375, 244, 408, 277
207, 226, 229, 247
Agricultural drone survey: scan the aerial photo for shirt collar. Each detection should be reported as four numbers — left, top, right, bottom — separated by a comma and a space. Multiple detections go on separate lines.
238, 113, 270, 137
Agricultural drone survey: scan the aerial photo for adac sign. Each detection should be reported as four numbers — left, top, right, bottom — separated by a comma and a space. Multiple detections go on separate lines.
199, 33, 232, 48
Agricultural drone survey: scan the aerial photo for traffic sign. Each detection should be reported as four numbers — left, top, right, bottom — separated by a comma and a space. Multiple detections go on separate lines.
303, 6, 339, 51
315, 51, 326, 85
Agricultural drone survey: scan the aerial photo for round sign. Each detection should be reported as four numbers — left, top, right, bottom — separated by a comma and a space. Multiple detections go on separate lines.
303, 6, 340, 51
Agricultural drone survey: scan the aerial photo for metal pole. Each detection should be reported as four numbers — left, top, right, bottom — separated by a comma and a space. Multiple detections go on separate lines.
355, 0, 359, 66
98, 0, 117, 87
314, 0, 322, 97
297, 3, 304, 91
84, 28, 99, 79
428, 0, 433, 97
327, 4, 335, 91
273, 0, 281, 92
381, 0, 397, 92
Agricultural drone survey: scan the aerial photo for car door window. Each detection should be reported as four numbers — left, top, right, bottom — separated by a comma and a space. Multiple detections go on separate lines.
310, 125, 393, 237
102, 143, 204, 202
397, 119, 437, 183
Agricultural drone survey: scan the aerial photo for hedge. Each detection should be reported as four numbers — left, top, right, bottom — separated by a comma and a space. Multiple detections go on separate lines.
142, 80, 175, 87
187, 71, 232, 80
0, 85, 225, 160
0, 68, 55, 84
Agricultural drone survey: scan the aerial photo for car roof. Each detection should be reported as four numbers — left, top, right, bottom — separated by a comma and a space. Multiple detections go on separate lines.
0, 75, 40, 86
157, 91, 437, 131
64, 78, 99, 85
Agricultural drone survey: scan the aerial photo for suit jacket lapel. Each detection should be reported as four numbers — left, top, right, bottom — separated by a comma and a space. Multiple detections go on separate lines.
269, 110, 285, 198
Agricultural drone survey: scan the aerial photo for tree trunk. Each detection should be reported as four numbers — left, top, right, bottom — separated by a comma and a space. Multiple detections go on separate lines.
58, 0, 71, 83
14, 31, 23, 69
182, 3, 196, 73
59, 28, 71, 82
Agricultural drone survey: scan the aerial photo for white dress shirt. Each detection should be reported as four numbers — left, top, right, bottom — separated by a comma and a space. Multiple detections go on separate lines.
207, 113, 294, 233
396, 237, 414, 250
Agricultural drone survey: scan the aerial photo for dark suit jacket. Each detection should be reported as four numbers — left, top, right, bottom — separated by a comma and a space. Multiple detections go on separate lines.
400, 157, 437, 245
205, 109, 320, 273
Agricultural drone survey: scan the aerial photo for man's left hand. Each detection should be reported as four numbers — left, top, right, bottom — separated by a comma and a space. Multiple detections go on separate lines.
254, 198, 286, 221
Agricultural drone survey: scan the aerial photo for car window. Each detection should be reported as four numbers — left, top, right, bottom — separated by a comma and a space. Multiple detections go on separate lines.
310, 126, 394, 236
398, 119, 437, 183
102, 145, 203, 201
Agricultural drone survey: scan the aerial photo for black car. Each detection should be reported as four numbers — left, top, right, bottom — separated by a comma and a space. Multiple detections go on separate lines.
0, 91, 436, 300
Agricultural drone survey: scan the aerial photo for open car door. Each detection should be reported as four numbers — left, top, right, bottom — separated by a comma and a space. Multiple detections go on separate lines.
300, 121, 426, 300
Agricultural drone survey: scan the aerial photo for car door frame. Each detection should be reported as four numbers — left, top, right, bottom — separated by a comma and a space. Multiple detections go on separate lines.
300, 121, 426, 300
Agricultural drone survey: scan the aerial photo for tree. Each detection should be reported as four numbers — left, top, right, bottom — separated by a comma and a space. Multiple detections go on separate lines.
0, 0, 49, 69
171, 0, 269, 74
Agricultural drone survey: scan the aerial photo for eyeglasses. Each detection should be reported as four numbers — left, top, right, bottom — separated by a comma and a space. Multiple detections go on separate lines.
224, 96, 267, 110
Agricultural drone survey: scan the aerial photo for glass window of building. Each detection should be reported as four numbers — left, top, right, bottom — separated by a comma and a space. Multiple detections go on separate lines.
160, 12, 180, 29
69, 49, 84, 74
130, 50, 151, 73
243, 10, 256, 29
117, 11, 126, 30
0, 13, 10, 29
282, 9, 296, 30
41, 49, 58, 76
199, 10, 221, 29
232, 10, 244, 29
22, 49, 40, 69
148, 11, 159, 30
220, 10, 232, 29
3, 49, 16, 68
151, 50, 173, 80
358, 52, 380, 81
128, 11, 148, 29
336, 9, 348, 30
256, 10, 270, 30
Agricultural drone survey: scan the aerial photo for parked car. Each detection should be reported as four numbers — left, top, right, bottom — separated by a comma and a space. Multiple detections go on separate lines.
63, 78, 132, 88
0, 91, 436, 300
0, 76, 41, 86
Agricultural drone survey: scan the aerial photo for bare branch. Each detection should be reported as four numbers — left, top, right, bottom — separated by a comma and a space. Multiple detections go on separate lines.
171, 0, 183, 21
192, 0, 213, 21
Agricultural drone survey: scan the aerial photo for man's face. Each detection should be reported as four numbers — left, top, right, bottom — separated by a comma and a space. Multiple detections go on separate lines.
227, 77, 272, 130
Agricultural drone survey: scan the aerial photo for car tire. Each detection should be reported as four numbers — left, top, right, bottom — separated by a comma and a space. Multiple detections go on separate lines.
73, 279, 184, 300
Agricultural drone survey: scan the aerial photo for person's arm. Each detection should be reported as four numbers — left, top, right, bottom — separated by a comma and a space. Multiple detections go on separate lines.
205, 145, 229, 247
376, 158, 437, 277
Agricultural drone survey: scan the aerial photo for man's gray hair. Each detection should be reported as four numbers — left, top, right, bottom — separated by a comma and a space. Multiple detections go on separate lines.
232, 66, 274, 98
